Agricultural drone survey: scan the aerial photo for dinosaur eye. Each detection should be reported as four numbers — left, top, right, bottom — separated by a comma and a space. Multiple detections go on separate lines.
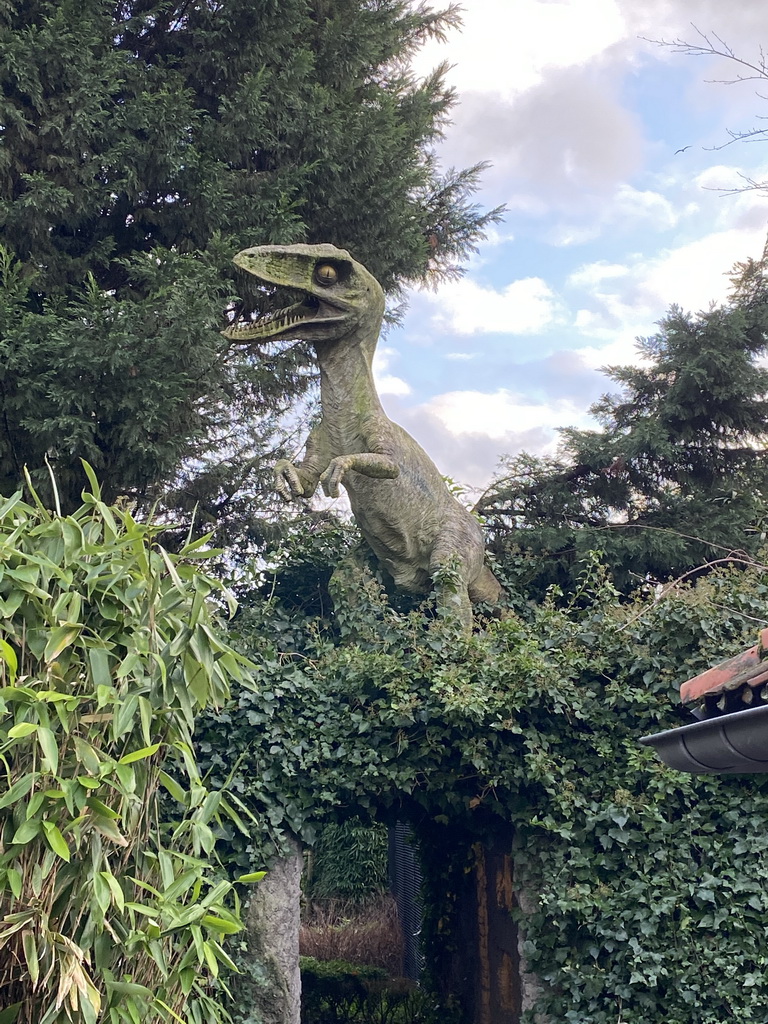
314, 263, 338, 286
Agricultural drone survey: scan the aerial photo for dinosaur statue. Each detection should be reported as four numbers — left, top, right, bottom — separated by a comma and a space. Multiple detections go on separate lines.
222, 243, 503, 629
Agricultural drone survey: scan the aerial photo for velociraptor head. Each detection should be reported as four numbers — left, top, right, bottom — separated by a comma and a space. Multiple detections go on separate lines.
221, 243, 385, 350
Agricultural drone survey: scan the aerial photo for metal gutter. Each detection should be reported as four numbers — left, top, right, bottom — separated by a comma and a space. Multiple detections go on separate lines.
640, 703, 768, 774
640, 628, 768, 775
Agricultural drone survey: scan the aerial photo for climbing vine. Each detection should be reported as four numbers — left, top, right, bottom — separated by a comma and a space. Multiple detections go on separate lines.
199, 526, 768, 1022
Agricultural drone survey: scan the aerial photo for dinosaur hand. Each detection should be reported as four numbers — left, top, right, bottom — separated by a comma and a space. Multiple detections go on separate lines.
320, 456, 354, 498
275, 459, 305, 501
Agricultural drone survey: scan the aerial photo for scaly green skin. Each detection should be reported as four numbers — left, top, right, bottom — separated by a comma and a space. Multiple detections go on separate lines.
223, 243, 503, 628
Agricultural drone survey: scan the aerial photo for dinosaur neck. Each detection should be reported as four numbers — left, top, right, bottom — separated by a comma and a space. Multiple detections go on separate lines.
315, 325, 384, 417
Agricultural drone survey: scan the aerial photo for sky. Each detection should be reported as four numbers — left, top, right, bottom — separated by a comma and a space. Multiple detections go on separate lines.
370, 0, 768, 493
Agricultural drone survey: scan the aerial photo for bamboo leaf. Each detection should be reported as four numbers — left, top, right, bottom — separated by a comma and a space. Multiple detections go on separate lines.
138, 696, 153, 746
44, 625, 81, 663
74, 737, 102, 775
92, 871, 111, 913
118, 743, 160, 765
37, 726, 59, 775
7, 867, 22, 898
0, 771, 36, 810
88, 647, 112, 690
21, 929, 39, 986
116, 652, 141, 679
0, 685, 37, 702
101, 871, 125, 912
76, 775, 100, 790
201, 915, 241, 935
86, 795, 120, 819
0, 1001, 22, 1024
178, 532, 216, 556
236, 872, 267, 884
113, 693, 139, 740
208, 939, 238, 972
202, 941, 219, 977
35, 690, 73, 703
11, 819, 40, 844
104, 980, 153, 999
153, 999, 186, 1024
0, 639, 17, 683
42, 821, 70, 861
83, 979, 101, 1024
8, 722, 38, 738
158, 546, 184, 592
80, 460, 102, 500
195, 790, 221, 825
93, 818, 129, 847
157, 770, 186, 804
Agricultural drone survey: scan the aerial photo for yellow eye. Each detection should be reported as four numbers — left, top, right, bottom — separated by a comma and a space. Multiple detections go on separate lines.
315, 263, 338, 286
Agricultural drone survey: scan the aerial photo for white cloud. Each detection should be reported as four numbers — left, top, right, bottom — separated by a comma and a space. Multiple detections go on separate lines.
550, 183, 697, 247
568, 262, 630, 289
425, 276, 559, 335
612, 184, 680, 230
442, 71, 645, 209
373, 347, 411, 397
640, 230, 753, 310
444, 352, 476, 361
694, 164, 749, 192
387, 387, 597, 487
412, 0, 768, 104
574, 332, 653, 371
481, 226, 516, 247
412, 0, 627, 99
424, 389, 591, 440
568, 225, 768, 338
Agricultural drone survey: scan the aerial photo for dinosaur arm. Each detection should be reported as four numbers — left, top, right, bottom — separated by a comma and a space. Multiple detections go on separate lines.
275, 421, 332, 500
320, 452, 399, 498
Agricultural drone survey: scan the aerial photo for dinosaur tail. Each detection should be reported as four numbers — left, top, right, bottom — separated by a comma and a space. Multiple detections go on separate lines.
468, 564, 504, 606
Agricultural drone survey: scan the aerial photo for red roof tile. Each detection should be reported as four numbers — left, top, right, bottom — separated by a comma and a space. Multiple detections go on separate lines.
680, 627, 768, 703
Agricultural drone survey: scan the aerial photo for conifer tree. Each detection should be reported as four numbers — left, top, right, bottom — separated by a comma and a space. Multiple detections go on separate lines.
0, 0, 499, 526
478, 248, 768, 597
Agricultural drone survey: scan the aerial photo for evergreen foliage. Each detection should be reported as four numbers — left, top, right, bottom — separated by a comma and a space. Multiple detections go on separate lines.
0, 0, 499, 526
476, 250, 768, 598
198, 524, 768, 1022
307, 819, 389, 902
300, 957, 449, 1024
0, 475, 256, 1024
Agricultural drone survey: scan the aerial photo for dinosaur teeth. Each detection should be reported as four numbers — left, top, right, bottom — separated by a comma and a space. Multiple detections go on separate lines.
225, 298, 319, 339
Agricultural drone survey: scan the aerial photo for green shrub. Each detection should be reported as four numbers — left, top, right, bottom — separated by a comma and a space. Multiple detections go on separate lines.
0, 477, 256, 1024
300, 957, 452, 1024
203, 537, 768, 1022
308, 819, 388, 902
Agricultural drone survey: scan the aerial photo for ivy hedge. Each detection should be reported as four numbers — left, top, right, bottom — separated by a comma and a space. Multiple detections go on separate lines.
199, 538, 768, 1023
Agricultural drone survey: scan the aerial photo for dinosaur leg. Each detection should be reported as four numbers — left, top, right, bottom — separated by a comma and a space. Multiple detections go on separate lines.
328, 543, 387, 635
429, 545, 474, 633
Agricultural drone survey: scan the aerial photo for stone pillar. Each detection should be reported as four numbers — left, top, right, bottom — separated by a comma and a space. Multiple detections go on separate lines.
512, 833, 550, 1024
235, 839, 303, 1024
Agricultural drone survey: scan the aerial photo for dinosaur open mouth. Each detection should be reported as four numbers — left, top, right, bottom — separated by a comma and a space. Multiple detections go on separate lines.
222, 290, 344, 342
222, 293, 317, 341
